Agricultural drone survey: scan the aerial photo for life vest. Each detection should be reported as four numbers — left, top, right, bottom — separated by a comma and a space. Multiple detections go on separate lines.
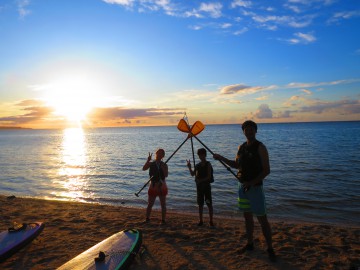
236, 140, 263, 184
149, 161, 165, 186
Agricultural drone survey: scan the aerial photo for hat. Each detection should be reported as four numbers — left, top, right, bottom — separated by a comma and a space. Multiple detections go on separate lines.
242, 120, 257, 132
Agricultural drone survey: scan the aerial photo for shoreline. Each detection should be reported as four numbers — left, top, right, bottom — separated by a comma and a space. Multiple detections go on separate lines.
0, 195, 359, 269
0, 194, 360, 228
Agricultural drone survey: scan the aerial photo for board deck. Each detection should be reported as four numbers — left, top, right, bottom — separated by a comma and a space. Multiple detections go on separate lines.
57, 229, 142, 270
0, 221, 45, 262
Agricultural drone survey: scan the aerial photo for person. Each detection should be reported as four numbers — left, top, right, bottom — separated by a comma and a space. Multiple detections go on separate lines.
213, 120, 276, 262
187, 148, 214, 227
142, 148, 168, 225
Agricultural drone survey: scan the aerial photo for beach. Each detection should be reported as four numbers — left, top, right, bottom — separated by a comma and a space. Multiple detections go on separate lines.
0, 195, 359, 270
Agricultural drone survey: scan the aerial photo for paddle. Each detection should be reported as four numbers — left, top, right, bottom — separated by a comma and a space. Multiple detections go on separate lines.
183, 114, 196, 169
178, 121, 240, 181
134, 119, 205, 197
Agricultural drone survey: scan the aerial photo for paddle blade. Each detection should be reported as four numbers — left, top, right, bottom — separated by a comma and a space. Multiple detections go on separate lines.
177, 119, 190, 133
190, 121, 205, 136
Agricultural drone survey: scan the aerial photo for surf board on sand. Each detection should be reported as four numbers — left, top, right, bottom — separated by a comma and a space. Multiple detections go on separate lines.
0, 221, 45, 262
57, 229, 142, 270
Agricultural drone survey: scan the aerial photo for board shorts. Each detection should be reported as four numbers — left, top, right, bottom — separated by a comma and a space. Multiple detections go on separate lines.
196, 182, 212, 206
238, 183, 266, 216
148, 181, 168, 197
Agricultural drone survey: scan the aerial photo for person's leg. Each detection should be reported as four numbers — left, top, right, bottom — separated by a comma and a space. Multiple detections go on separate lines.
198, 205, 204, 225
244, 211, 254, 245
204, 184, 214, 226
257, 215, 273, 249
257, 214, 276, 262
159, 195, 167, 223
197, 185, 205, 225
146, 195, 156, 221
207, 204, 214, 226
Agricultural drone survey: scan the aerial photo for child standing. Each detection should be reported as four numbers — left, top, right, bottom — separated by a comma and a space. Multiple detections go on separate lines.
187, 148, 214, 227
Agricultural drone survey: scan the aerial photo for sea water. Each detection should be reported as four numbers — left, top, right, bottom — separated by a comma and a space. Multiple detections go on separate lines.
0, 121, 359, 226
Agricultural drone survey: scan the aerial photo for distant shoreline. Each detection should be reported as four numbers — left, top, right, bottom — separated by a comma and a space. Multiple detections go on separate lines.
0, 126, 32, 130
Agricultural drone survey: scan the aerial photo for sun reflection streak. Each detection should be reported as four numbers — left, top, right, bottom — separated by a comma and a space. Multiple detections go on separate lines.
53, 127, 90, 201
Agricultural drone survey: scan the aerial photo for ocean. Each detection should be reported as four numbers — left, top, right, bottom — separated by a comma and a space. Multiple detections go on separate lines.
0, 121, 359, 226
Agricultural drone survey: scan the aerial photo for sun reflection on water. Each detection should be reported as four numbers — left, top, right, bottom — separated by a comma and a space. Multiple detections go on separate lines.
53, 127, 90, 201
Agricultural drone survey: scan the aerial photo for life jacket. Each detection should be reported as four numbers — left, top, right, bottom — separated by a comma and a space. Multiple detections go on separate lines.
195, 161, 214, 184
236, 140, 263, 184
149, 161, 165, 186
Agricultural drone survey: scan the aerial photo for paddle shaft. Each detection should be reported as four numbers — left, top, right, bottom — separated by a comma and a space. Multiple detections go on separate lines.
135, 136, 190, 197
191, 135, 239, 181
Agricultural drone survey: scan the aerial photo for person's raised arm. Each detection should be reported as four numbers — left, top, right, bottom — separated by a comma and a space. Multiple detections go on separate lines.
186, 159, 195, 176
142, 152, 152, 171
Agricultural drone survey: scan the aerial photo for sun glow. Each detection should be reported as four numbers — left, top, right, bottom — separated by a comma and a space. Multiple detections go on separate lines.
43, 74, 102, 123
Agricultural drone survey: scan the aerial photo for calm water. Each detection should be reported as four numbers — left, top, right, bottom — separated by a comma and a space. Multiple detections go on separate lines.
0, 122, 359, 226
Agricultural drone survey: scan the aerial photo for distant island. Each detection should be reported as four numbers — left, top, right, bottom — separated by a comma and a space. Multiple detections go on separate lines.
0, 126, 32, 129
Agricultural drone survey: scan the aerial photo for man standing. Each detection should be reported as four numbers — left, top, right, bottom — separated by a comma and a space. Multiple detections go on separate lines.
213, 120, 276, 262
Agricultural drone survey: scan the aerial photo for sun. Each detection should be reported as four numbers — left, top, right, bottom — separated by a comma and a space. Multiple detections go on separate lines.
43, 74, 101, 123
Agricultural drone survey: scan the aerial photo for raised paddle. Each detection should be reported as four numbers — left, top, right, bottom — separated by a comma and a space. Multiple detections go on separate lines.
177, 121, 239, 181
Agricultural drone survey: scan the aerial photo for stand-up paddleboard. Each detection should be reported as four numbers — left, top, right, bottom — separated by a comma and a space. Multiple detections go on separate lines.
57, 229, 142, 270
0, 221, 45, 262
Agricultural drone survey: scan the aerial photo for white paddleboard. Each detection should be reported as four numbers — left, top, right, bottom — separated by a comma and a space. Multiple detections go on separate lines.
0, 221, 45, 262
57, 229, 142, 270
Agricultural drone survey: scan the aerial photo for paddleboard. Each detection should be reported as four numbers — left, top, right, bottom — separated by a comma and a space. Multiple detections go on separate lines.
0, 221, 45, 262
57, 229, 142, 270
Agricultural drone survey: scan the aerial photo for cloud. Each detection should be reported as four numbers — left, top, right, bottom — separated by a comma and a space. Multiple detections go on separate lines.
17, 0, 31, 19
301, 89, 312, 95
199, 2, 223, 18
0, 99, 54, 125
231, 1, 252, 9
101, 0, 360, 43
328, 10, 360, 24
88, 107, 184, 122
286, 79, 359, 88
300, 99, 360, 114
254, 104, 273, 119
220, 84, 277, 95
286, 32, 316, 44
102, 0, 134, 6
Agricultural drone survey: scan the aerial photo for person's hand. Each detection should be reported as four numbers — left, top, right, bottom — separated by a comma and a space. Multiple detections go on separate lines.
213, 153, 222, 160
186, 159, 191, 169
147, 152, 152, 162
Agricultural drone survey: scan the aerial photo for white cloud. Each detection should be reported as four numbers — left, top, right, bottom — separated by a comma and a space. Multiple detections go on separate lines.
220, 84, 277, 95
18, 0, 31, 19
199, 2, 223, 18
103, 0, 134, 6
328, 10, 360, 24
231, 0, 252, 8
287, 32, 316, 44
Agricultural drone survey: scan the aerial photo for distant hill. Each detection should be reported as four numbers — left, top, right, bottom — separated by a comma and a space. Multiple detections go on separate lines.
0, 126, 32, 129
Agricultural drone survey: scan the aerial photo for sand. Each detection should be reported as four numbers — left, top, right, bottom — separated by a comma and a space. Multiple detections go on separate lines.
0, 195, 359, 270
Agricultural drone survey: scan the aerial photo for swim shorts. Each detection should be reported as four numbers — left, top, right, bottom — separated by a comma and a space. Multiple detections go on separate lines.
196, 182, 212, 206
238, 183, 266, 216
148, 182, 168, 197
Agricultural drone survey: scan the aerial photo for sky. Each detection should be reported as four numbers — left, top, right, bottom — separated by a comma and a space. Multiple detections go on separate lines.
0, 0, 359, 129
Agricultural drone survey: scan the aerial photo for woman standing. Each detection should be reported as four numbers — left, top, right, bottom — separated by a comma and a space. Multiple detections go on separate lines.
142, 148, 168, 224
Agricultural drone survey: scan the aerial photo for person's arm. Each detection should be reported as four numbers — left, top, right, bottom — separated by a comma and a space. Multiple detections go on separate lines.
245, 144, 270, 188
186, 160, 195, 176
142, 152, 152, 171
213, 154, 239, 169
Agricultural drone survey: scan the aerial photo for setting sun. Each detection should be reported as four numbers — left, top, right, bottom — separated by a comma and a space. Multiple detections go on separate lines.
42, 74, 102, 123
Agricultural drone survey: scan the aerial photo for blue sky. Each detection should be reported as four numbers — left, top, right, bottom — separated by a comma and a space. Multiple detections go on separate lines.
0, 0, 359, 128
